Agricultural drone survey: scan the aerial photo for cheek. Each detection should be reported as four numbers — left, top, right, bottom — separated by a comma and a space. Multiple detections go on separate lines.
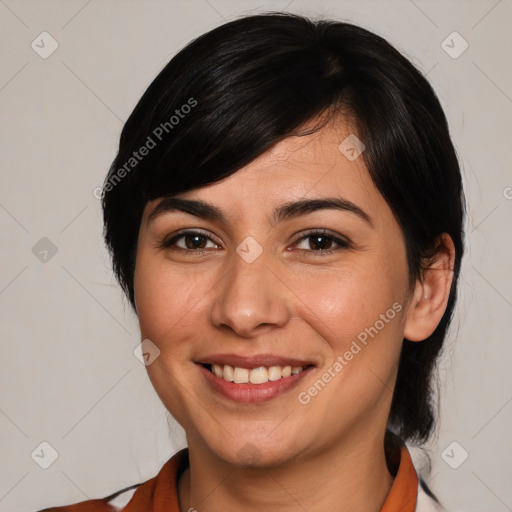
133, 253, 209, 422
292, 256, 406, 347
292, 259, 408, 411
133, 250, 211, 343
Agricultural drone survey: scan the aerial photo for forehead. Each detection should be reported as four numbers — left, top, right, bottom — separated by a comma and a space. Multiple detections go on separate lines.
142, 120, 393, 231
174, 122, 382, 215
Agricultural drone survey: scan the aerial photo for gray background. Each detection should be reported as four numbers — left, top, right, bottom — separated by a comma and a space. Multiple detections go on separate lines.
0, 0, 511, 511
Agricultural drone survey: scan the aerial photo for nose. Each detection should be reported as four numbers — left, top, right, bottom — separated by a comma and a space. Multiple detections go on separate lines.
209, 250, 292, 338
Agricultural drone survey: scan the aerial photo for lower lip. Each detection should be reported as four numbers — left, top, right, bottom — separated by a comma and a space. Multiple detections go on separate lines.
198, 364, 313, 403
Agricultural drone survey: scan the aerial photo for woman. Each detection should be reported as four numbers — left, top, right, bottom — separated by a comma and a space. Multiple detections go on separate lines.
42, 12, 464, 511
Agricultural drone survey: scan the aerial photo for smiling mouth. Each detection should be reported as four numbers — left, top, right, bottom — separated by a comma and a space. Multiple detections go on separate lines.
203, 363, 311, 384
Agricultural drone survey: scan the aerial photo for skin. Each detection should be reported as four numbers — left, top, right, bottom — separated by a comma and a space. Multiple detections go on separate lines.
133, 119, 455, 512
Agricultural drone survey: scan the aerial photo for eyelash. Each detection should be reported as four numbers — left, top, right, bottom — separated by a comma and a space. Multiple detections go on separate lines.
158, 229, 351, 256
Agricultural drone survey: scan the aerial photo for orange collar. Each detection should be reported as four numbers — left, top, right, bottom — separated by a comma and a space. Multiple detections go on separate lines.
381, 445, 418, 511
124, 445, 418, 512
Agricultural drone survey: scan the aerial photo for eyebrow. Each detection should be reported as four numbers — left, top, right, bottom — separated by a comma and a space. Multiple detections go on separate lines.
147, 196, 373, 228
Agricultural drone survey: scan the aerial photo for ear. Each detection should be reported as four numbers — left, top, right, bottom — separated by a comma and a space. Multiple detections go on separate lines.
403, 233, 456, 342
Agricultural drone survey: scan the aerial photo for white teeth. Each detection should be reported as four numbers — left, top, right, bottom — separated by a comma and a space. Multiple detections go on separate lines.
208, 363, 306, 384
249, 367, 269, 384
213, 364, 223, 379
233, 367, 249, 383
223, 364, 234, 382
281, 365, 292, 378
268, 366, 282, 381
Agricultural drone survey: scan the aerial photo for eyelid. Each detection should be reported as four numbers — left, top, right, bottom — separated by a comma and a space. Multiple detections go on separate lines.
293, 228, 351, 243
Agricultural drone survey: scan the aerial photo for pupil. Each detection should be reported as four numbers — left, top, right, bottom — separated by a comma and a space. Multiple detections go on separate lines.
311, 236, 331, 250
186, 235, 206, 249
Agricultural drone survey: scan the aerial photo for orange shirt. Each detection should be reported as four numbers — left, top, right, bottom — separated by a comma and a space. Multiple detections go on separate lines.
40, 445, 419, 512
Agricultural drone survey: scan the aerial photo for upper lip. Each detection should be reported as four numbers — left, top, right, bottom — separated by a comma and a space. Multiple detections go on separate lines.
196, 353, 315, 369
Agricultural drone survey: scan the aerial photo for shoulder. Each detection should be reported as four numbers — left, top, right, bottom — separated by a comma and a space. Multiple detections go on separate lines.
37, 499, 118, 512
36, 484, 140, 512
37, 449, 188, 512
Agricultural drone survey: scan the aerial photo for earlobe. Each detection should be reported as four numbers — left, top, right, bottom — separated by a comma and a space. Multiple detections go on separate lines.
403, 233, 456, 342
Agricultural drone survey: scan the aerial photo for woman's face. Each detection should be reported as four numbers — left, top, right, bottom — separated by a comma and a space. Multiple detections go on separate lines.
134, 121, 415, 467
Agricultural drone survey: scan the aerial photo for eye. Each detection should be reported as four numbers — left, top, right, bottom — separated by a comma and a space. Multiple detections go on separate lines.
159, 230, 220, 251
292, 230, 350, 254
159, 229, 350, 255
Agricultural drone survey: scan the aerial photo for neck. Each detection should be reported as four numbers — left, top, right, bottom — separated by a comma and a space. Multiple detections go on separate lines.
178, 430, 395, 512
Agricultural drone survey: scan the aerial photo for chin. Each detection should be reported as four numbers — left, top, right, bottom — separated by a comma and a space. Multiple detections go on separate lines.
197, 430, 308, 469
